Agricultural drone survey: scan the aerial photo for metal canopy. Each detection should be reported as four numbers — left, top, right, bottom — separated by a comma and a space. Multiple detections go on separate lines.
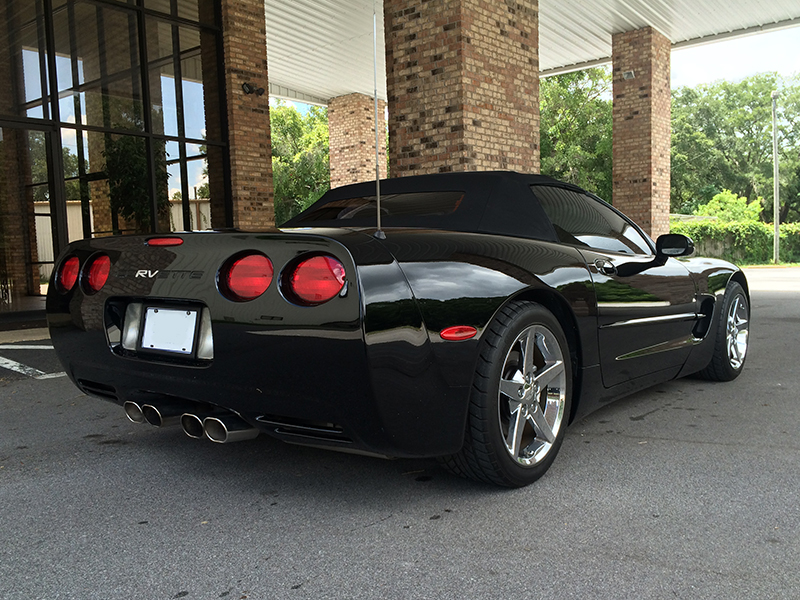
264, 0, 800, 105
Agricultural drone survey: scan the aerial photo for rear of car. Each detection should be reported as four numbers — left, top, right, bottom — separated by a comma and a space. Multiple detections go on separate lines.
47, 230, 396, 450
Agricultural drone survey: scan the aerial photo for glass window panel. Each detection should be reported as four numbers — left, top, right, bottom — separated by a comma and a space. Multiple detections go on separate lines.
89, 179, 114, 237
533, 186, 652, 255
143, 0, 205, 24
60, 127, 82, 180
177, 0, 200, 23
165, 139, 180, 168
181, 56, 206, 140
165, 140, 185, 230
146, 17, 175, 63
54, 2, 144, 132
1, 2, 47, 119
143, 0, 173, 17
186, 143, 203, 158
26, 131, 50, 187
151, 63, 178, 136
34, 211, 55, 294
179, 25, 200, 55
103, 133, 165, 234
186, 157, 210, 230
22, 45, 44, 104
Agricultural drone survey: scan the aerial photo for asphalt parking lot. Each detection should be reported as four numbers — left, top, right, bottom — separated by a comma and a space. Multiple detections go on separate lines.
1, 268, 798, 599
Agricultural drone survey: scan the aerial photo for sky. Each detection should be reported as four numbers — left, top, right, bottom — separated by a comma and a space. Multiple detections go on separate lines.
671, 26, 800, 88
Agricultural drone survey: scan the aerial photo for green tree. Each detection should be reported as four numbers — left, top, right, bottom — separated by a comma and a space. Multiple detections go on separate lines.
28, 131, 82, 203
693, 189, 762, 222
540, 67, 613, 202
671, 73, 800, 221
103, 115, 170, 233
270, 101, 330, 225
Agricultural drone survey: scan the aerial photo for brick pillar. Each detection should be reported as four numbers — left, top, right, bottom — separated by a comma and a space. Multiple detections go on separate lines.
329, 93, 387, 188
0, 16, 38, 298
0, 130, 38, 299
612, 27, 671, 239
218, 0, 274, 228
384, 0, 539, 176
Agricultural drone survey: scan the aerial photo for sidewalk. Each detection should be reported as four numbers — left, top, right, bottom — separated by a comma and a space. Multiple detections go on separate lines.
0, 327, 50, 344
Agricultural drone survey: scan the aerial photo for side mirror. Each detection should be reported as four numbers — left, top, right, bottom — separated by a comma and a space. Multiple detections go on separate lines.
656, 234, 694, 258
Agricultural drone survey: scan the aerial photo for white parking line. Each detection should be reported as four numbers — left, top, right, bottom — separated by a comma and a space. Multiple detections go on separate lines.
0, 344, 64, 379
0, 345, 54, 350
0, 356, 48, 378
35, 372, 67, 380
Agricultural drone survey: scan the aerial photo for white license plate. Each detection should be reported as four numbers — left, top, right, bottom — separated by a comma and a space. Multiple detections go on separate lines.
140, 307, 198, 354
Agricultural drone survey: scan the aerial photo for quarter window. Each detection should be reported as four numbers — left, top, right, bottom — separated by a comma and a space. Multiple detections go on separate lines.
532, 186, 652, 255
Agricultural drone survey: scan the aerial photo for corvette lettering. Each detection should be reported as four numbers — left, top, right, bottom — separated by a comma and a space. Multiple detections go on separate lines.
118, 269, 203, 279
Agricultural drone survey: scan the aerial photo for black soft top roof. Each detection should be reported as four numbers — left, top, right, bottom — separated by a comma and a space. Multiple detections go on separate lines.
284, 171, 580, 241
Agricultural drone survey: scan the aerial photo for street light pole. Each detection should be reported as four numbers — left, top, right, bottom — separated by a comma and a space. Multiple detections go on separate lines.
771, 90, 780, 264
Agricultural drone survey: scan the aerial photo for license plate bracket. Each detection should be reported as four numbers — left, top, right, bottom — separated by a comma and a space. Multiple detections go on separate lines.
140, 306, 199, 355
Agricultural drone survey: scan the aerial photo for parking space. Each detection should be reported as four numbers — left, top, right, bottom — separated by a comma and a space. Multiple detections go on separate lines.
1, 268, 798, 599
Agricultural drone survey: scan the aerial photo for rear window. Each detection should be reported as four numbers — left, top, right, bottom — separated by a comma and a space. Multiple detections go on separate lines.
291, 191, 465, 225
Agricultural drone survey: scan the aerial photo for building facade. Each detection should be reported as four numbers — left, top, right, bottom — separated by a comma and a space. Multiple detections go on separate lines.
0, 0, 237, 313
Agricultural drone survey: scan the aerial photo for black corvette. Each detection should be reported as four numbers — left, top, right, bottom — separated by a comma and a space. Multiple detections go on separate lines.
47, 172, 750, 487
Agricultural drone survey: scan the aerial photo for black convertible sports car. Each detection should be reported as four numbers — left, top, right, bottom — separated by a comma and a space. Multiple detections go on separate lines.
47, 171, 750, 487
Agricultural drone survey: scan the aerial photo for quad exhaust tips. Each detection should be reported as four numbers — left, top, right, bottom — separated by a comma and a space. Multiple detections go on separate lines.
123, 402, 258, 443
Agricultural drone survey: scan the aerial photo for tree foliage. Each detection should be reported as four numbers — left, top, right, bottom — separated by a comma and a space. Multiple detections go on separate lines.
671, 219, 800, 264
103, 114, 170, 233
671, 73, 800, 222
540, 67, 613, 202
28, 131, 82, 203
693, 189, 762, 222
270, 101, 330, 225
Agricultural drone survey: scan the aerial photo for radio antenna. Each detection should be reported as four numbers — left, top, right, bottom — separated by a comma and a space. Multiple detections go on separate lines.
372, 0, 385, 240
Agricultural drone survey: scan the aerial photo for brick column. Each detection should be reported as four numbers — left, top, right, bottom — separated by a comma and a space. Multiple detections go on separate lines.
0, 19, 38, 298
384, 0, 539, 176
218, 0, 274, 228
329, 93, 387, 188
612, 27, 671, 239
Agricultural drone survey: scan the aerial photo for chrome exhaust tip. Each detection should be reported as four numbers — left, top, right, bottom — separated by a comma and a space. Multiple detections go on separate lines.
123, 401, 146, 424
181, 413, 205, 439
203, 415, 259, 443
141, 403, 184, 427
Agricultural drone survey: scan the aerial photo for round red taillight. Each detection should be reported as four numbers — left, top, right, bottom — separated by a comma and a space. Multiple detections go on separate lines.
222, 253, 273, 301
58, 256, 80, 293
84, 255, 111, 293
287, 255, 346, 305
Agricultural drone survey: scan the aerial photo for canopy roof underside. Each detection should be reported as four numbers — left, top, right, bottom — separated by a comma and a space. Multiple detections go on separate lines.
264, 0, 800, 105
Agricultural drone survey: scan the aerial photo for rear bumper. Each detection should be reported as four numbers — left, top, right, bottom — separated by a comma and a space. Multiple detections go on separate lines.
49, 316, 469, 458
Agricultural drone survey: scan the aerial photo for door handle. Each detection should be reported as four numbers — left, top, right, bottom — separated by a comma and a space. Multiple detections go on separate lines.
594, 258, 617, 276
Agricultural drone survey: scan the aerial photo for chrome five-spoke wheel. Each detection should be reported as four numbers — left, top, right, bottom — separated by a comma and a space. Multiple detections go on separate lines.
498, 324, 567, 467
441, 301, 572, 487
726, 292, 749, 370
699, 280, 749, 381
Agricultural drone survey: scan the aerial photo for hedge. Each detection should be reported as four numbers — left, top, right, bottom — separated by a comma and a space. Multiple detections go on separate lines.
669, 220, 800, 264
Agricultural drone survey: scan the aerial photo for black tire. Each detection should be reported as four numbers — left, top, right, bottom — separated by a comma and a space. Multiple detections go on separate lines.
441, 301, 572, 487
697, 281, 749, 381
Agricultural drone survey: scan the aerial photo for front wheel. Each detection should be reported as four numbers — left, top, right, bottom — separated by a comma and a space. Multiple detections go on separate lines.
698, 281, 749, 381
441, 301, 572, 487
